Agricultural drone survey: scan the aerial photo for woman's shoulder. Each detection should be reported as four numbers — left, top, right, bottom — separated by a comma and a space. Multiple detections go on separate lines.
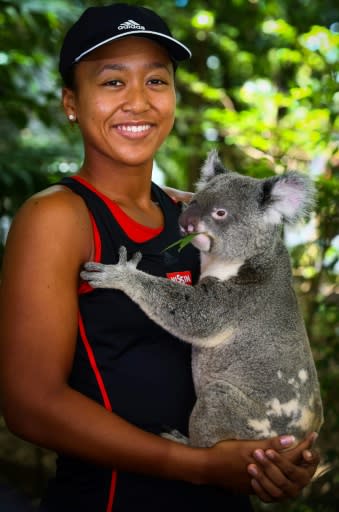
16, 183, 89, 227
26, 182, 86, 209
8, 184, 93, 263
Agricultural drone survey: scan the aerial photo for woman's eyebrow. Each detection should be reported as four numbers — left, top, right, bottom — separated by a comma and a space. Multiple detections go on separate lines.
144, 61, 172, 72
96, 62, 171, 75
96, 63, 127, 75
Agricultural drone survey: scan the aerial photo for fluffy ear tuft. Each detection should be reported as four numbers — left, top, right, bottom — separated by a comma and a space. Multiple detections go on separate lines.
262, 171, 316, 225
195, 150, 229, 191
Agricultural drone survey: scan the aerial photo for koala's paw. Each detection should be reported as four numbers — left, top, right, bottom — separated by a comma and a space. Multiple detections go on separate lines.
80, 246, 142, 289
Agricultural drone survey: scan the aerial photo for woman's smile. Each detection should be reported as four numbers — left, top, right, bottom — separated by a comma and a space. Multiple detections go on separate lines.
114, 122, 154, 139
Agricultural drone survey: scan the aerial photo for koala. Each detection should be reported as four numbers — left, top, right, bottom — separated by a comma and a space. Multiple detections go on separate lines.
80, 150, 323, 447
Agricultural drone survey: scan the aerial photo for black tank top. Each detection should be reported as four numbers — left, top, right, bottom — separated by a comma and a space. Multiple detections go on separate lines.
40, 177, 252, 512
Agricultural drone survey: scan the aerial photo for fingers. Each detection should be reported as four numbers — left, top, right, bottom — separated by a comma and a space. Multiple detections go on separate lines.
181, 191, 194, 204
280, 432, 319, 466
249, 449, 301, 500
162, 186, 194, 204
302, 447, 319, 467
292, 431, 318, 453
245, 433, 320, 502
266, 432, 319, 465
267, 434, 297, 451
308, 431, 319, 448
249, 476, 275, 503
249, 442, 319, 502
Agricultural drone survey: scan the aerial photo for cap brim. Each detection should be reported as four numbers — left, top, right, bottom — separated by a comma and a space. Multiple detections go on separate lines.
73, 30, 192, 64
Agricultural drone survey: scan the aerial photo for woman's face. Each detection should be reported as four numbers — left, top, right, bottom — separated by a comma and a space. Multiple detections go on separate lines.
63, 37, 176, 170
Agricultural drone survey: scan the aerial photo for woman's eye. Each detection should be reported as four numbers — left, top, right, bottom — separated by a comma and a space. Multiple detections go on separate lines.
211, 208, 227, 220
104, 80, 123, 87
148, 79, 167, 86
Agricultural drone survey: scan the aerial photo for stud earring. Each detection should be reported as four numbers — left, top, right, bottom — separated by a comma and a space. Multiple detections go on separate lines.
68, 114, 76, 122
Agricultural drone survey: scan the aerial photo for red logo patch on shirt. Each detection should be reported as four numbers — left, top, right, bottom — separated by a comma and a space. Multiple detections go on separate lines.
166, 271, 192, 285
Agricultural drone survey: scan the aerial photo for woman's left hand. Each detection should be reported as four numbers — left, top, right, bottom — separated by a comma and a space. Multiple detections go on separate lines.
162, 186, 194, 205
248, 432, 320, 502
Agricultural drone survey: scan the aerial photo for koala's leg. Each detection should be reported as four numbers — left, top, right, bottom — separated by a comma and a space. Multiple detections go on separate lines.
188, 380, 276, 447
81, 247, 234, 348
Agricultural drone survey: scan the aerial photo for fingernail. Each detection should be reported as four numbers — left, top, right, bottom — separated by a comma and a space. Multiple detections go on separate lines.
310, 432, 319, 444
266, 450, 275, 460
304, 450, 312, 461
248, 465, 258, 477
254, 449, 266, 461
280, 435, 295, 447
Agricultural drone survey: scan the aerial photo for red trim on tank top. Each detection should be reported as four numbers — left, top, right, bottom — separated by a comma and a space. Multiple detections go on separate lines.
78, 313, 112, 410
78, 313, 117, 511
72, 175, 163, 243
106, 472, 117, 512
78, 212, 101, 295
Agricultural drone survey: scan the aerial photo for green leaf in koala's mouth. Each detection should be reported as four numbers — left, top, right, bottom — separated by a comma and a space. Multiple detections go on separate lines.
162, 232, 204, 253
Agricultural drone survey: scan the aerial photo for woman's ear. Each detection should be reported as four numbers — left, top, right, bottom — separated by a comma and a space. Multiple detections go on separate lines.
62, 87, 77, 122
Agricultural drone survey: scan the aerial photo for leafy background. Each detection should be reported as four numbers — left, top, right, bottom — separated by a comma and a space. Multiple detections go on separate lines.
0, 0, 338, 510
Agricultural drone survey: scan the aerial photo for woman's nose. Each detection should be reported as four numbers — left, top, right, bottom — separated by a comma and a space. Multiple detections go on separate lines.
121, 84, 150, 114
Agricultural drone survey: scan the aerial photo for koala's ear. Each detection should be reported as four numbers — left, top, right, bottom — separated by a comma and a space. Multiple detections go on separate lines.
195, 150, 229, 191
261, 171, 316, 225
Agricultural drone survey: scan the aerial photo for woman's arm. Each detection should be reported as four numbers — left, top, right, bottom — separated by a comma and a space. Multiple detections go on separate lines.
0, 189, 319, 497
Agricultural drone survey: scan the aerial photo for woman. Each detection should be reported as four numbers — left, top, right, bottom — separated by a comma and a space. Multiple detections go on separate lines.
0, 4, 319, 511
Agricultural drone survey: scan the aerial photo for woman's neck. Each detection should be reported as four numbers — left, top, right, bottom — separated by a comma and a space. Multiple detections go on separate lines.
77, 157, 164, 229
78, 157, 154, 206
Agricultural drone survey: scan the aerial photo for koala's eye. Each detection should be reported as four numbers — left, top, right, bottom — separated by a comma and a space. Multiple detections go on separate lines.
211, 208, 228, 220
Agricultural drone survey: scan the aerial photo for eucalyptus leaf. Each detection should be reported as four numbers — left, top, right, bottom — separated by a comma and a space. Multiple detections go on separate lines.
162, 232, 202, 253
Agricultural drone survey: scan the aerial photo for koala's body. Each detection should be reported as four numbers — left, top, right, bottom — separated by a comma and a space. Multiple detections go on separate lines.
81, 151, 323, 447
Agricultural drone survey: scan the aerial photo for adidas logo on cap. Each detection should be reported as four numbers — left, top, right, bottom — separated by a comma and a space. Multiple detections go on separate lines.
118, 19, 145, 30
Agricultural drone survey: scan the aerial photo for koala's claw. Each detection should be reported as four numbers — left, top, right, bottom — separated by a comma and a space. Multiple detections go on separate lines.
130, 251, 142, 267
118, 245, 128, 263
80, 266, 107, 288
83, 261, 104, 272
117, 246, 142, 267
80, 246, 143, 289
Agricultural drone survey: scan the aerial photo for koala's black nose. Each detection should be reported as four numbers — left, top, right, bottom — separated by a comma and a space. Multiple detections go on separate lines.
179, 202, 201, 233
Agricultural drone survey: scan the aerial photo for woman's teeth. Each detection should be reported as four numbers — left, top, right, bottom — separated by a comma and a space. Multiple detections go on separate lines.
118, 124, 151, 133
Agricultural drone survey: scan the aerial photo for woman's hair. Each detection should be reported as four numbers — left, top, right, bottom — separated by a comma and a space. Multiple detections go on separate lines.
62, 66, 76, 90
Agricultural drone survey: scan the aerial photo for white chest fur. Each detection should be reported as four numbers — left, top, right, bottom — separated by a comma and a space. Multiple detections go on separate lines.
200, 253, 244, 281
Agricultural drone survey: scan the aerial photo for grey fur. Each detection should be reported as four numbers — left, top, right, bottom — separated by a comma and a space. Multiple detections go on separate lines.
81, 151, 323, 447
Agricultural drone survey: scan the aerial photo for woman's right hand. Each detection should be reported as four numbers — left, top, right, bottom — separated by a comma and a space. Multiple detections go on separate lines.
248, 432, 319, 502
200, 433, 318, 499
200, 436, 290, 493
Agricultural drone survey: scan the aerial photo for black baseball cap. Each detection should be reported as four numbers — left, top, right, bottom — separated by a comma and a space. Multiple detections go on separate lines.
59, 3, 192, 82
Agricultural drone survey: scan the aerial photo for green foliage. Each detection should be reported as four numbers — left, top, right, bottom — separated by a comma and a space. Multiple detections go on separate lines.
0, 0, 338, 509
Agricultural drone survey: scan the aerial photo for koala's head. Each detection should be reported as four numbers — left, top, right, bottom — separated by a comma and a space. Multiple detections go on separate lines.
179, 150, 315, 262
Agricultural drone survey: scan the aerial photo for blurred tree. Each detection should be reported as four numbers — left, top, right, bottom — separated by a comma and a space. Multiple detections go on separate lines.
0, 0, 338, 510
